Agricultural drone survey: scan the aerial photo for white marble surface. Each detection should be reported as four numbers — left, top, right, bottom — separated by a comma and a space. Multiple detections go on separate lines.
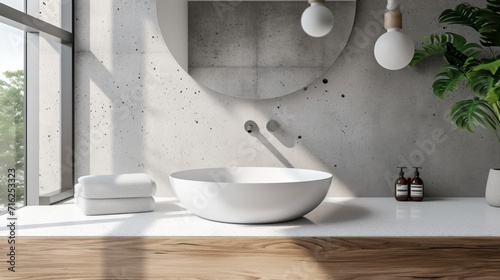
1, 197, 500, 237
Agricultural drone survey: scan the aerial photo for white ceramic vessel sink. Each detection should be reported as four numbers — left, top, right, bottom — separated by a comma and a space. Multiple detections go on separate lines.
169, 167, 332, 224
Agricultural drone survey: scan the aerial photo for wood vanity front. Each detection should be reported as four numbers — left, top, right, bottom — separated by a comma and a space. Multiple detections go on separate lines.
4, 237, 500, 279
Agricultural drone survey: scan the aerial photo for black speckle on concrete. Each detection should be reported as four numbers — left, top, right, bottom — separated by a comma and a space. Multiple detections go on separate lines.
323, 78, 328, 84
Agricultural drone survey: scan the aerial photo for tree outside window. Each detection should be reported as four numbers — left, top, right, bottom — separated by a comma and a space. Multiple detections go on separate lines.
0, 70, 25, 212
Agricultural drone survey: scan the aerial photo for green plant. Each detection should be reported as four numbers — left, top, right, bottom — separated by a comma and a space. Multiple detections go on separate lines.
0, 70, 25, 212
410, 0, 500, 142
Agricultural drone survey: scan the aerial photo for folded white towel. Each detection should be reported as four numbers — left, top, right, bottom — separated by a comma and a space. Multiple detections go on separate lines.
77, 173, 156, 199
76, 196, 156, 216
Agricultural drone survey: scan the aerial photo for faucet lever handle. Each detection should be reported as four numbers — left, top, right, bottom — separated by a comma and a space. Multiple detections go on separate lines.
266, 120, 280, 132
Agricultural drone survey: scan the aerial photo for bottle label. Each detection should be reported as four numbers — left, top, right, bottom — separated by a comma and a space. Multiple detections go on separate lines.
411, 185, 423, 197
396, 184, 408, 196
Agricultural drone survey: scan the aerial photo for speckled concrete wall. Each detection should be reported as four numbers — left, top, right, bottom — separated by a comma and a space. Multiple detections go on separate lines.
39, 37, 62, 196
75, 0, 500, 197
39, 0, 64, 195
187, 1, 353, 99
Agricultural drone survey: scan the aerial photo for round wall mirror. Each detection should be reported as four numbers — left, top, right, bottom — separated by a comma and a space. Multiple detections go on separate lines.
157, 0, 356, 100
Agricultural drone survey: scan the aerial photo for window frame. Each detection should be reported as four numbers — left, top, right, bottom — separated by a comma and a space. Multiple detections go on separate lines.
0, 0, 74, 206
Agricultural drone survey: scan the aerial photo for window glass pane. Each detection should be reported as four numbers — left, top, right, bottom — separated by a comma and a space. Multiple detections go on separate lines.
0, 0, 25, 12
0, 23, 25, 213
39, 35, 62, 196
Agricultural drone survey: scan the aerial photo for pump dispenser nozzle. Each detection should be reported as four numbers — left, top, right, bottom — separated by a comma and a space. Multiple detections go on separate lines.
413, 167, 422, 177
397, 166, 407, 176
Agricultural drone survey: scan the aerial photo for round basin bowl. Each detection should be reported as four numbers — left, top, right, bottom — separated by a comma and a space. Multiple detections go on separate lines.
169, 167, 332, 224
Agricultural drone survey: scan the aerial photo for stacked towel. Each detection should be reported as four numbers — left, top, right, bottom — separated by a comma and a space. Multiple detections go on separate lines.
75, 196, 156, 216
75, 173, 156, 216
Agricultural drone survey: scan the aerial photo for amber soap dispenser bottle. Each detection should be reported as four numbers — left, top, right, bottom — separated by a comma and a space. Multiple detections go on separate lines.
410, 167, 424, 201
395, 167, 408, 201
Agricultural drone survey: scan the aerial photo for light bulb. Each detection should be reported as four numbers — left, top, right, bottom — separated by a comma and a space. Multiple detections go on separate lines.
374, 28, 415, 70
301, 3, 334, 38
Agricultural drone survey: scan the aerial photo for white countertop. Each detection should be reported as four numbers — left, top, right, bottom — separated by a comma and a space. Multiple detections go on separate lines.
2, 197, 500, 237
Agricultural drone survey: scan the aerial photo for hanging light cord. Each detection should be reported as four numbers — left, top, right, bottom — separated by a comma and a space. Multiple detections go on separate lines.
386, 0, 401, 11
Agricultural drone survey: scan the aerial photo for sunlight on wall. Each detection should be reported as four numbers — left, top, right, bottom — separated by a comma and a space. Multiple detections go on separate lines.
89, 0, 114, 72
87, 79, 115, 175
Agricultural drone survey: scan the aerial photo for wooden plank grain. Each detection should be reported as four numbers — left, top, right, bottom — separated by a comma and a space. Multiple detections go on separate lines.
1, 237, 500, 279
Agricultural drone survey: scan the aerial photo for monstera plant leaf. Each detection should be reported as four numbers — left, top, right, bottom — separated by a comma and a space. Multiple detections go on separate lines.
473, 58, 500, 75
477, 0, 500, 46
412, 1, 500, 143
466, 59, 500, 99
487, 85, 500, 104
450, 99, 500, 141
439, 0, 500, 46
432, 65, 466, 99
487, 0, 500, 12
439, 3, 481, 29
477, 11, 500, 46
410, 33, 482, 67
467, 70, 496, 98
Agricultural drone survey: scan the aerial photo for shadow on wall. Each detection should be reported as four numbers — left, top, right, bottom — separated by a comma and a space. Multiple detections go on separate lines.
255, 133, 294, 168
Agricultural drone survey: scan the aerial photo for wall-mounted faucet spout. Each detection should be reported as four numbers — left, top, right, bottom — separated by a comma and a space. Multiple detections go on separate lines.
244, 120, 258, 134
